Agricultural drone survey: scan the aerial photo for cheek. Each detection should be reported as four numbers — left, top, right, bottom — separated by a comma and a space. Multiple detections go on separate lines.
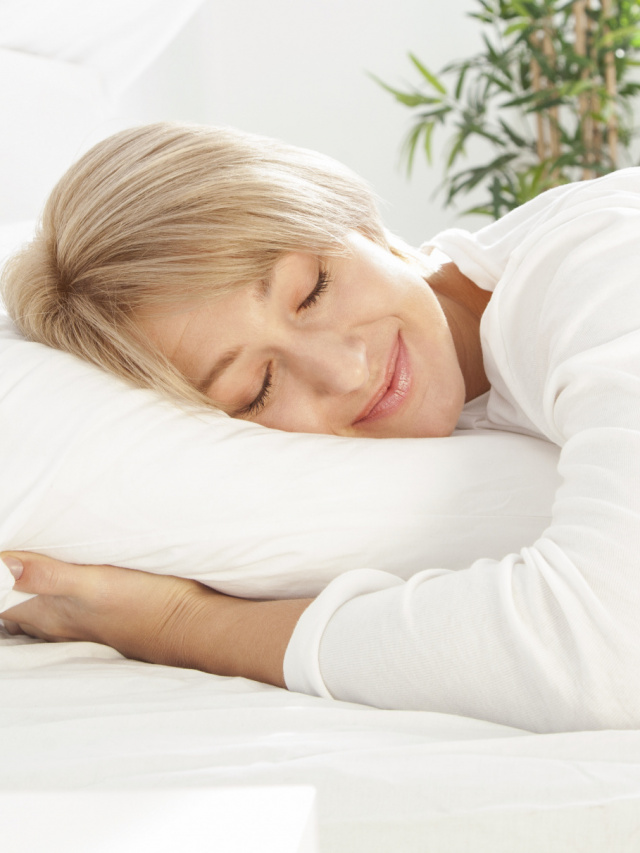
253, 381, 329, 435
337, 260, 401, 319
413, 345, 466, 436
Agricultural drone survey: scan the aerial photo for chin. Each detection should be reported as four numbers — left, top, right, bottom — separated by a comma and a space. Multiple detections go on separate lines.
409, 401, 464, 439
354, 416, 456, 440
397, 423, 456, 439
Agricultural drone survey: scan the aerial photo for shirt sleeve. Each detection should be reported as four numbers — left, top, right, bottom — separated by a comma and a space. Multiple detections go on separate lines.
284, 170, 640, 733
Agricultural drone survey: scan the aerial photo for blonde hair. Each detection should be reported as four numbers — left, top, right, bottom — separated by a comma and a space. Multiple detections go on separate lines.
1, 122, 389, 407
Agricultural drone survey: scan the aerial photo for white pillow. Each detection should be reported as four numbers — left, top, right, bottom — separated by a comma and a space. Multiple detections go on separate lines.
0, 48, 110, 225
0, 307, 560, 604
0, 0, 207, 98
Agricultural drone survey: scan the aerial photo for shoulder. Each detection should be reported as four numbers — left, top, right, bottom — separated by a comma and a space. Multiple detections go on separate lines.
481, 179, 640, 442
426, 169, 640, 292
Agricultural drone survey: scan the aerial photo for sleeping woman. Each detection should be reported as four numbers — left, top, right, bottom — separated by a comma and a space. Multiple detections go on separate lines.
1, 122, 639, 733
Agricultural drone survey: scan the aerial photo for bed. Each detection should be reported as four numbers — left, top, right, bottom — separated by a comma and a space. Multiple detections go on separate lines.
2, 4, 640, 851
3, 632, 640, 852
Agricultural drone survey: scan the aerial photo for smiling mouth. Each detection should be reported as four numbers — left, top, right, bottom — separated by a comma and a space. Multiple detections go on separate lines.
353, 334, 412, 426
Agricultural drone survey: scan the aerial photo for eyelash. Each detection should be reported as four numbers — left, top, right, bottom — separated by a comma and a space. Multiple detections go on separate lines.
241, 364, 273, 417
298, 269, 330, 311
241, 268, 331, 417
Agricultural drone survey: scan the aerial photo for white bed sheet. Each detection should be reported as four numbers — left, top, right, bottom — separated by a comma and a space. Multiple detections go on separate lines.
2, 631, 640, 853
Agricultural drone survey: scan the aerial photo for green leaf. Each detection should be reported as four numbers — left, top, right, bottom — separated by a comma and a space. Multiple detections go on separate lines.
446, 133, 468, 171
482, 71, 516, 94
556, 0, 577, 15
466, 124, 509, 147
558, 79, 600, 98
408, 54, 447, 94
368, 73, 439, 107
481, 32, 501, 64
423, 122, 435, 164
599, 25, 640, 48
415, 106, 452, 123
510, 0, 533, 20
372, 0, 640, 220
504, 20, 528, 36
402, 124, 423, 175
463, 204, 498, 217
497, 118, 529, 148
502, 91, 540, 108
454, 63, 470, 100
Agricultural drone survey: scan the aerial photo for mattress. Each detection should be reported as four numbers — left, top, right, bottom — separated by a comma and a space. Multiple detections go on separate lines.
3, 630, 640, 852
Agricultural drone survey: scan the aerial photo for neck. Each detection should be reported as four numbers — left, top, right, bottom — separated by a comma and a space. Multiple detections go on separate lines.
427, 262, 491, 402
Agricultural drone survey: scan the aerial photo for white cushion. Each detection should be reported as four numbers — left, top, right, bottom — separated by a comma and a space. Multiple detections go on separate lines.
0, 0, 208, 223
0, 304, 559, 606
0, 0, 207, 97
0, 49, 108, 224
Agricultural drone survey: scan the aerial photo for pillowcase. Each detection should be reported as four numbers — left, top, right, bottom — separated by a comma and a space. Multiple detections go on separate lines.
0, 307, 560, 604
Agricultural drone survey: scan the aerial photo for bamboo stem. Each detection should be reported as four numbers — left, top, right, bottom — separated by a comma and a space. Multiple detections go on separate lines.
588, 0, 601, 175
574, 0, 594, 178
530, 46, 548, 162
573, 0, 592, 178
542, 22, 561, 166
582, 0, 597, 178
601, 0, 619, 167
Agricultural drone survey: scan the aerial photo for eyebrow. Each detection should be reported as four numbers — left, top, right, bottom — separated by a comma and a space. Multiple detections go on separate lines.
193, 275, 272, 394
194, 347, 242, 394
255, 273, 272, 303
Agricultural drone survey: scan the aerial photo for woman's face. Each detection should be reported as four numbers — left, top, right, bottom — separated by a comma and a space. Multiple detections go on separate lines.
140, 233, 466, 438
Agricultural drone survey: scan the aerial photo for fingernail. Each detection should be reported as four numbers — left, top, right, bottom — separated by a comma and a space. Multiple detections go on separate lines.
1, 556, 23, 580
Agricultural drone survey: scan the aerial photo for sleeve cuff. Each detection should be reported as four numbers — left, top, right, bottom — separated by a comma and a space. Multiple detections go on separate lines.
283, 568, 403, 698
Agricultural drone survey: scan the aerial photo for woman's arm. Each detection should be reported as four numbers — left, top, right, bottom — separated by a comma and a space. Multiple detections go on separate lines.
0, 552, 312, 688
286, 175, 640, 732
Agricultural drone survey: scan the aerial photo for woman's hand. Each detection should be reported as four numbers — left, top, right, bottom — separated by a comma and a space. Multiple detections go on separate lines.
0, 552, 312, 687
0, 553, 210, 661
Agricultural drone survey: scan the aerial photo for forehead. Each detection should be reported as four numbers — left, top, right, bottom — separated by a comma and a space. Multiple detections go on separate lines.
138, 287, 258, 376
136, 251, 319, 386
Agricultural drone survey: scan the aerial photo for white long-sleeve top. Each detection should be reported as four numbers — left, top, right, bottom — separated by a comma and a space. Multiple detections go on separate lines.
283, 169, 640, 733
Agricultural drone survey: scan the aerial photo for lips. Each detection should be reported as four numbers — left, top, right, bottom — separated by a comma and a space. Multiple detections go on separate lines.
353, 334, 412, 426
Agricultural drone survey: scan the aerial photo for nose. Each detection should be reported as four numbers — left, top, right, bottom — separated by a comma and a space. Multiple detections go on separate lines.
287, 330, 369, 395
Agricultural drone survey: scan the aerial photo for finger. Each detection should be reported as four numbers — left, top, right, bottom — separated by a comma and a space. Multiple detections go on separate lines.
4, 619, 65, 642
2, 619, 25, 635
3, 618, 38, 638
0, 551, 96, 598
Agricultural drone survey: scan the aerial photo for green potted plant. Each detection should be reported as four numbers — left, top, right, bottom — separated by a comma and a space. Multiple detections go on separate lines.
376, 0, 640, 218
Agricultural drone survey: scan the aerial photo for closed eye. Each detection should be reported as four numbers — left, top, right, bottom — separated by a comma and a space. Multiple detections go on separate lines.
298, 269, 330, 311
237, 365, 273, 417
238, 267, 330, 418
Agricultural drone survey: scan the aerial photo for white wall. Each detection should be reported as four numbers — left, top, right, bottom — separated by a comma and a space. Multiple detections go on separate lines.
120, 0, 484, 245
